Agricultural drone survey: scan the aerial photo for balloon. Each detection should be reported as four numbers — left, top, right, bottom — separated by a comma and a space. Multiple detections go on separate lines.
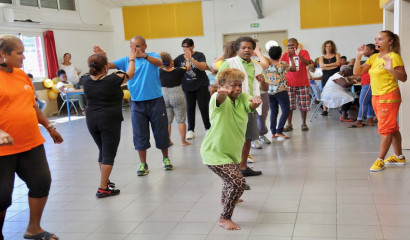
48, 90, 58, 100
123, 90, 131, 99
265, 40, 279, 51
299, 43, 304, 49
52, 77, 60, 84
51, 84, 60, 93
43, 79, 53, 88
282, 38, 288, 47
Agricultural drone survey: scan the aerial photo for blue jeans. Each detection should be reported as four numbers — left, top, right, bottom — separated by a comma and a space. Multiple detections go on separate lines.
36, 99, 46, 112
269, 91, 290, 134
357, 84, 374, 121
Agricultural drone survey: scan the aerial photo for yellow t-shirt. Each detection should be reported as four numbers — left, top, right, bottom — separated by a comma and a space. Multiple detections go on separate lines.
365, 52, 404, 96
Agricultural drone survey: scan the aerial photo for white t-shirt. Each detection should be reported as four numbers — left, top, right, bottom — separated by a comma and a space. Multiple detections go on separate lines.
56, 81, 75, 94
59, 63, 80, 85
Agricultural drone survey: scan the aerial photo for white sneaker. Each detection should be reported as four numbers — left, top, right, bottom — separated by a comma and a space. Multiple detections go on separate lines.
259, 135, 271, 144
251, 140, 262, 149
247, 154, 255, 163
186, 130, 195, 140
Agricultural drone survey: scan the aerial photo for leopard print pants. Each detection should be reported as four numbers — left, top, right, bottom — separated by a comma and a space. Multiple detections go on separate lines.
208, 163, 246, 219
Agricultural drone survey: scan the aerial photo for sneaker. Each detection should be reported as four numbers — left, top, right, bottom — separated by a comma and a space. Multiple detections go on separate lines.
137, 163, 149, 176
163, 158, 173, 170
241, 167, 262, 177
251, 140, 262, 149
96, 187, 120, 198
321, 111, 328, 116
259, 135, 271, 144
186, 130, 195, 140
107, 179, 115, 188
370, 159, 385, 172
247, 154, 254, 163
384, 155, 406, 165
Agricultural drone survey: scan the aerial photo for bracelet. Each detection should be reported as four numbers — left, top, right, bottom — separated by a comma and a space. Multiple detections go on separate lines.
129, 59, 135, 63
47, 127, 56, 132
46, 123, 54, 129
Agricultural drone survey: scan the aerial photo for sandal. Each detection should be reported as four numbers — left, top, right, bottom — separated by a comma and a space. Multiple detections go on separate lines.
301, 124, 309, 131
283, 125, 293, 132
24, 231, 59, 240
275, 133, 290, 139
339, 117, 354, 122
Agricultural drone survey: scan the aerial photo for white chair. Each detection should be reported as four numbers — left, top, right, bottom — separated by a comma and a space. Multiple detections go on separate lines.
58, 93, 79, 116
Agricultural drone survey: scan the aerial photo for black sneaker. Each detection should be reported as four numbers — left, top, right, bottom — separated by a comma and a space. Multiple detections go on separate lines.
241, 167, 262, 177
321, 111, 328, 116
107, 179, 115, 188
96, 187, 120, 198
137, 163, 149, 176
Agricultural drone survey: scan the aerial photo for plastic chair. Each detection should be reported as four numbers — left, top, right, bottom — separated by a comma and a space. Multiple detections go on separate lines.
58, 93, 79, 116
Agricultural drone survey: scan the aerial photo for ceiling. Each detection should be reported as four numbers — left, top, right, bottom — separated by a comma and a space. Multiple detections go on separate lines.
100, 0, 211, 7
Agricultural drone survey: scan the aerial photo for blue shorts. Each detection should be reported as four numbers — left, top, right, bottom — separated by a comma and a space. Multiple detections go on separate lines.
131, 97, 170, 150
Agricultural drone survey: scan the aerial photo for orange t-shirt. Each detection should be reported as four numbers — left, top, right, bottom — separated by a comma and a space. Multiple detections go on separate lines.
0, 68, 45, 156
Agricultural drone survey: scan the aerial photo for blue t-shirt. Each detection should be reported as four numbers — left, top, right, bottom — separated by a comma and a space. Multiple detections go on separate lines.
112, 52, 162, 101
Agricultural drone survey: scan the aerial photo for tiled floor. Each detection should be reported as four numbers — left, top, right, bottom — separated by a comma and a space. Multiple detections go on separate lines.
4, 108, 410, 240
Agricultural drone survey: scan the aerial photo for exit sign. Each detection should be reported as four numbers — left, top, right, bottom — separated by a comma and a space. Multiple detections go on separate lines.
250, 23, 259, 28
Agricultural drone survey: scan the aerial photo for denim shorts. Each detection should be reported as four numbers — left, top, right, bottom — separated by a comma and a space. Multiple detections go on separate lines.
131, 97, 170, 150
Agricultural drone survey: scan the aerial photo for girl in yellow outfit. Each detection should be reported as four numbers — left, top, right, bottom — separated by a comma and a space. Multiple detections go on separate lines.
354, 30, 407, 172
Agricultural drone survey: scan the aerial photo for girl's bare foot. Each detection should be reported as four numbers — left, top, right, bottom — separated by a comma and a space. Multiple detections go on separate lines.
182, 141, 191, 146
275, 133, 290, 139
221, 198, 243, 205
218, 218, 241, 230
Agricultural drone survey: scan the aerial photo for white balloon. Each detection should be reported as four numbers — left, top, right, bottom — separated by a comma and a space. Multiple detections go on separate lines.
265, 40, 279, 51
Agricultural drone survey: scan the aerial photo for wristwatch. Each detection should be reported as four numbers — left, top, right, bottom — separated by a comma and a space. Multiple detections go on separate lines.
144, 54, 148, 60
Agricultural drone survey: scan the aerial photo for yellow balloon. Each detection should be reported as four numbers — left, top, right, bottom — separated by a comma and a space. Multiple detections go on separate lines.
48, 90, 58, 100
123, 90, 131, 99
51, 84, 60, 93
282, 38, 288, 47
43, 79, 53, 88
299, 43, 304, 49
52, 77, 60, 84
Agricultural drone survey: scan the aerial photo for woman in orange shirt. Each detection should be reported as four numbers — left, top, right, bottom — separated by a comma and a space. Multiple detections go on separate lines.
0, 35, 63, 240
354, 30, 407, 172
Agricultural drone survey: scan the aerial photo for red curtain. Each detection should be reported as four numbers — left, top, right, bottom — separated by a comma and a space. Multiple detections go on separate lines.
43, 30, 59, 78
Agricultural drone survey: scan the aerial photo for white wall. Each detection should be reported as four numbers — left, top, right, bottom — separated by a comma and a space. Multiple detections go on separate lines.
109, 0, 382, 64
0, 0, 115, 78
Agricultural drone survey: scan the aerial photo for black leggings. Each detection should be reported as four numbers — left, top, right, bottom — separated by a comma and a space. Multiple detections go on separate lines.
0, 145, 51, 211
87, 119, 122, 165
184, 86, 211, 131
208, 164, 246, 219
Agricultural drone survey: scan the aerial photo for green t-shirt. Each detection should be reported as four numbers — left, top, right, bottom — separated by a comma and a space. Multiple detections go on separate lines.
200, 92, 254, 165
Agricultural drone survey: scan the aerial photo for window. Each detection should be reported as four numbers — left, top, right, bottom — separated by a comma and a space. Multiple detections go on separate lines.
21, 35, 47, 79
0, 0, 12, 4
19, 0, 75, 11
40, 0, 58, 9
59, 0, 75, 10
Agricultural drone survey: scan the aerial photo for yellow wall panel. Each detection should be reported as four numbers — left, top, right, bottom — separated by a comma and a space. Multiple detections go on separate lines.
300, 0, 330, 29
149, 4, 177, 39
174, 2, 204, 37
330, 0, 361, 27
300, 0, 382, 29
363, 0, 384, 24
122, 6, 150, 40
122, 1, 203, 40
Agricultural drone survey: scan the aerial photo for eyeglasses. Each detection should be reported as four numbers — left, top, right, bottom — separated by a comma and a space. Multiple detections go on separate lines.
182, 45, 191, 48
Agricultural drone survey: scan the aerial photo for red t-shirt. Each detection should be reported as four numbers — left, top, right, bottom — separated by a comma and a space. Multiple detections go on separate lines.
0, 68, 45, 156
280, 49, 311, 87
361, 72, 370, 86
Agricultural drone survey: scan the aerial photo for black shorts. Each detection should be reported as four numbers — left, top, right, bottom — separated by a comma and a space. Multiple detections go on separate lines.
0, 145, 51, 211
